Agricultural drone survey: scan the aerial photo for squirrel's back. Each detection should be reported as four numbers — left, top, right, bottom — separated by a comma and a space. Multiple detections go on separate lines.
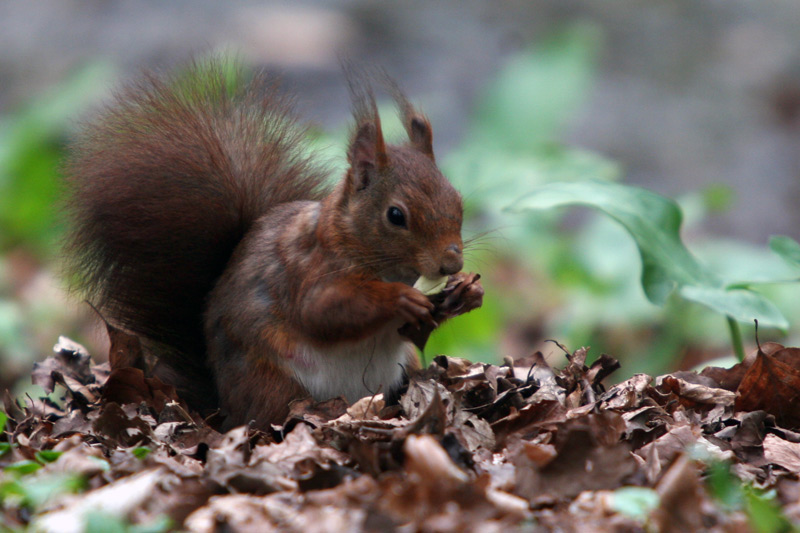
64, 61, 329, 408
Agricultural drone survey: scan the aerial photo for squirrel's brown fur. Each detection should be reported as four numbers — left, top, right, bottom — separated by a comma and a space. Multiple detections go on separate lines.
64, 61, 471, 429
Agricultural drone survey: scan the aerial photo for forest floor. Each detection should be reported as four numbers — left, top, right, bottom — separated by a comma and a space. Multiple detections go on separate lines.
2, 332, 800, 532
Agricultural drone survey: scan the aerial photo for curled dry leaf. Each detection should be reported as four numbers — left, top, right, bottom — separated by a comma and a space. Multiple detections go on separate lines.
32, 337, 95, 395
413, 274, 449, 296
404, 434, 469, 484
657, 375, 736, 407
735, 345, 800, 428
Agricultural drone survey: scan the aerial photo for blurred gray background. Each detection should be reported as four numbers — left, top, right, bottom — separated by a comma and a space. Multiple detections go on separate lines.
2, 0, 800, 391
2, 1, 800, 244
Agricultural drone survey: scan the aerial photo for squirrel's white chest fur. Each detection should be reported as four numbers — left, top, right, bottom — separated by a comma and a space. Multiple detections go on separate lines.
289, 326, 411, 403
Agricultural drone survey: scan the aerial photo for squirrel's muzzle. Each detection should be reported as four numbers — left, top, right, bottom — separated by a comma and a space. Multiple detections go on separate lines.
439, 244, 463, 276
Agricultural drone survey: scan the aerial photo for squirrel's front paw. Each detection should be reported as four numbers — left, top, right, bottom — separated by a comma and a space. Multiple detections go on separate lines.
397, 272, 483, 351
437, 272, 483, 318
395, 286, 436, 329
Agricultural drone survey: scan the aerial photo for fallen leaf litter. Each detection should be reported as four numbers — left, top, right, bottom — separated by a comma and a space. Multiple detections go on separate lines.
3, 337, 800, 531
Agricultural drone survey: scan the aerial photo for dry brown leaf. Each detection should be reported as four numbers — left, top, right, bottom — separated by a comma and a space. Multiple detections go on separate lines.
735, 346, 800, 428
658, 375, 736, 406
763, 433, 800, 472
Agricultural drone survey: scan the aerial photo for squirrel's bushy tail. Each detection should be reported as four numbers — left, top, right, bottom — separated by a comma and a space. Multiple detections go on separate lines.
64, 60, 328, 409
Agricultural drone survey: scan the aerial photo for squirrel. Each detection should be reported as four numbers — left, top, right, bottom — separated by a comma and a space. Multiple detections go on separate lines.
63, 61, 483, 430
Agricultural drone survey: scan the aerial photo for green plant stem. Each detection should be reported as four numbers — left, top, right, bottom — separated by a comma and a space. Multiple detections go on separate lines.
727, 316, 745, 361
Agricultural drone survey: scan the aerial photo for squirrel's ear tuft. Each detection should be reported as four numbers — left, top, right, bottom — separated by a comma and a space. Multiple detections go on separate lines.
408, 115, 434, 160
344, 67, 387, 193
384, 77, 435, 161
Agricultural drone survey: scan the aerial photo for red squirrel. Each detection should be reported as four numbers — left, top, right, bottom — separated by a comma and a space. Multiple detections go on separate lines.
64, 61, 482, 429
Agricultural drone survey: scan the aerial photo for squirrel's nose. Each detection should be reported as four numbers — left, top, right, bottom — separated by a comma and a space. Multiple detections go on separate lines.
439, 244, 463, 276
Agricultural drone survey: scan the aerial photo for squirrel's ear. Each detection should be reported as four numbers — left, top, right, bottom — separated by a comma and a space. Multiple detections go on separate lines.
347, 121, 387, 192
407, 115, 434, 161
343, 69, 387, 191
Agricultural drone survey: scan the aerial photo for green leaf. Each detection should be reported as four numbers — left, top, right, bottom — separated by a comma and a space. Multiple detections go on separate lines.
85, 511, 171, 533
705, 460, 743, 509
132, 447, 152, 460
508, 180, 789, 328
444, 145, 619, 214
770, 235, 800, 270
85, 512, 129, 533
4, 460, 42, 476
610, 486, 660, 521
679, 286, 787, 329
743, 486, 792, 533
0, 479, 26, 503
0, 442, 10, 457
19, 474, 85, 509
35, 450, 63, 464
0, 411, 7, 432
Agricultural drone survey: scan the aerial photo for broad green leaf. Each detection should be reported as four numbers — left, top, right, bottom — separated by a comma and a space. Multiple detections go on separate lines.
0, 410, 6, 432
679, 286, 787, 329
508, 180, 788, 328
770, 235, 800, 270
508, 180, 716, 304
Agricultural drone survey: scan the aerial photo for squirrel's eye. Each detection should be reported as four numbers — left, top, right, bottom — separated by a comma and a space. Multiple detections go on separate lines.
386, 206, 407, 228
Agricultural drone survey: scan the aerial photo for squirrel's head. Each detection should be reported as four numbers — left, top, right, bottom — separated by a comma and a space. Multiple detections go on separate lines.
339, 82, 463, 285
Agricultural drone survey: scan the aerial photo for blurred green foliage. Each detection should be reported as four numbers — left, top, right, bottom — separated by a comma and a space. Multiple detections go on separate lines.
705, 458, 793, 532
427, 24, 622, 363
0, 63, 114, 393
85, 511, 172, 533
3, 27, 800, 389
429, 24, 800, 374
0, 447, 86, 511
609, 486, 660, 523
0, 63, 112, 255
